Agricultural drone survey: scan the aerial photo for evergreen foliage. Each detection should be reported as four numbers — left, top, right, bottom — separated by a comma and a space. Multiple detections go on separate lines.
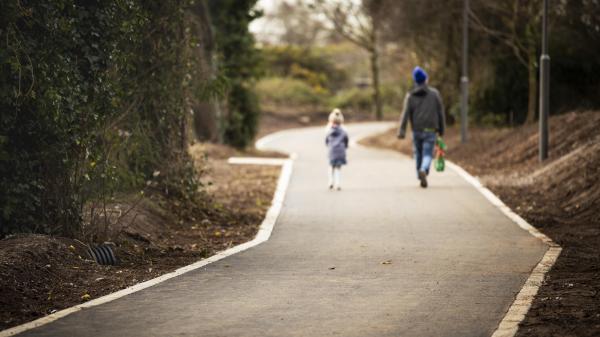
209, 0, 262, 148
0, 0, 259, 237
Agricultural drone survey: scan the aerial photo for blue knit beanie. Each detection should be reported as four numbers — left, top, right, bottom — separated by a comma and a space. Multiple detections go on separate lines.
412, 66, 428, 84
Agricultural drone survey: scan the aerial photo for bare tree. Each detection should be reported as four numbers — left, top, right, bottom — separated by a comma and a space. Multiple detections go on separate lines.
310, 0, 385, 120
380, 0, 463, 122
276, 0, 328, 46
469, 0, 542, 123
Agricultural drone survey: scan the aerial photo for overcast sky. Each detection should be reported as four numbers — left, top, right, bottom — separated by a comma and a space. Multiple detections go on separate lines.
249, 0, 363, 44
249, 0, 280, 42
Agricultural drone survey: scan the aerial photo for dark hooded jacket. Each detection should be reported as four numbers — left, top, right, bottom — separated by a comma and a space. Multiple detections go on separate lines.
398, 84, 445, 137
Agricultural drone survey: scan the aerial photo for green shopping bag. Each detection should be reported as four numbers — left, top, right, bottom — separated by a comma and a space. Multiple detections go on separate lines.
434, 137, 447, 172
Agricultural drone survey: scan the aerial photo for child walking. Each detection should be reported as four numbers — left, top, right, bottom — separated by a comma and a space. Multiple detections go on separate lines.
325, 109, 349, 190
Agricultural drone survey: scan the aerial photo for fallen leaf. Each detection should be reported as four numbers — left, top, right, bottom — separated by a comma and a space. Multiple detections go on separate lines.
81, 294, 91, 301
381, 260, 392, 265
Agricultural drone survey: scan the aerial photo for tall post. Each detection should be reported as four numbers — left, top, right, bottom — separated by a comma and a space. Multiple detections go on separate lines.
460, 0, 469, 143
539, 0, 550, 161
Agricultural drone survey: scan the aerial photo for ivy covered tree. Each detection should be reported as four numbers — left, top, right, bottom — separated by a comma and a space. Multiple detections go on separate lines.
0, 0, 225, 237
0, 1, 143, 236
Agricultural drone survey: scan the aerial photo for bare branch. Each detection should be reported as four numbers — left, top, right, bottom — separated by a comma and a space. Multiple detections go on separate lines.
468, 7, 528, 67
311, 0, 374, 49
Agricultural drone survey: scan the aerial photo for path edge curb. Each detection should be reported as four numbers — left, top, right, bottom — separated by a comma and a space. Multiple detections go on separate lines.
0, 137, 294, 337
446, 161, 562, 337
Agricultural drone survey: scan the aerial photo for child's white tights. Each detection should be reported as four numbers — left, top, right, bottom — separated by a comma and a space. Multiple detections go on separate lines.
328, 166, 341, 190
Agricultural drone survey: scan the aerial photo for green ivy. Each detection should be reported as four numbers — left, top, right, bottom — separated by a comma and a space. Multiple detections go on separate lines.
209, 0, 262, 148
0, 0, 229, 237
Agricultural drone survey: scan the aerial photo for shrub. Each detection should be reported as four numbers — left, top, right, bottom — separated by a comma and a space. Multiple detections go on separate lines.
223, 83, 261, 148
256, 77, 327, 107
329, 88, 373, 112
261, 45, 348, 91
472, 54, 528, 125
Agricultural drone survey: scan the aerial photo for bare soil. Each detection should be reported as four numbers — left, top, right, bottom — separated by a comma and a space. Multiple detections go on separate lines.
361, 110, 600, 336
0, 143, 280, 330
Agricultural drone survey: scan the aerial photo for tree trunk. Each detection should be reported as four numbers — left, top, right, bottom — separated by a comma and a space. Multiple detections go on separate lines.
370, 49, 382, 120
526, 45, 537, 123
366, 0, 383, 120
189, 0, 222, 142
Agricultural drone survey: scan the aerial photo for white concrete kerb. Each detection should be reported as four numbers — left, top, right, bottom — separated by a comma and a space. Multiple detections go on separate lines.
0, 137, 295, 337
447, 161, 562, 337
352, 128, 561, 337
228, 157, 288, 166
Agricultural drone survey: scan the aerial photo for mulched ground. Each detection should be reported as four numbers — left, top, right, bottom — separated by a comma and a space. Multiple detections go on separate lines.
0, 143, 281, 330
361, 110, 600, 336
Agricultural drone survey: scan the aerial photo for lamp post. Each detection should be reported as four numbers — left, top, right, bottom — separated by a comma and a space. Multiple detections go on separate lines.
461, 0, 469, 143
539, 0, 550, 161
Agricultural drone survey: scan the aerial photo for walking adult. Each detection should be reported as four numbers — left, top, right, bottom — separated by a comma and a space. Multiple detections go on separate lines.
398, 66, 446, 188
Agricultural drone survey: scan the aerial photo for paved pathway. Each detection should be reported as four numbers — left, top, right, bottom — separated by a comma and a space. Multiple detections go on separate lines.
18, 123, 547, 337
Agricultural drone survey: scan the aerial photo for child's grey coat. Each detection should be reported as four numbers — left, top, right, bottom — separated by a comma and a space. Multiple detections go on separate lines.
325, 126, 349, 166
